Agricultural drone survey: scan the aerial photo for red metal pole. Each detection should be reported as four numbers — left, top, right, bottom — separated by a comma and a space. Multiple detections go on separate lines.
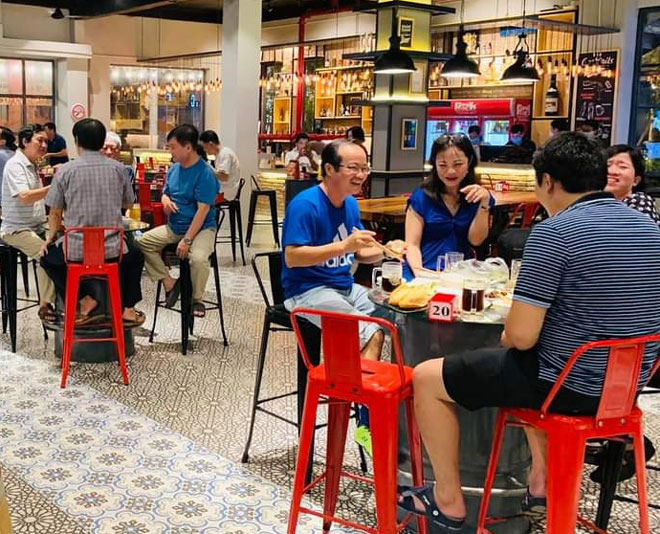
295, 14, 307, 135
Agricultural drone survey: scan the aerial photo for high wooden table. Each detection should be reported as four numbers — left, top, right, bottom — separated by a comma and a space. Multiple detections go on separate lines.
358, 191, 538, 223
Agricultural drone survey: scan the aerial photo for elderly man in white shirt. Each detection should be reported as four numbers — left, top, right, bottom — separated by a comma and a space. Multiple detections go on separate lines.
0, 124, 56, 322
199, 130, 240, 201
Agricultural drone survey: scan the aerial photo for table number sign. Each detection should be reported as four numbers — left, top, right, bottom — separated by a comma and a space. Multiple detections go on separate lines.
428, 293, 458, 323
494, 180, 511, 192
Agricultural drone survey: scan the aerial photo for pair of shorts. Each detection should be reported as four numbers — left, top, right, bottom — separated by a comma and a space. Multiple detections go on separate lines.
442, 347, 600, 415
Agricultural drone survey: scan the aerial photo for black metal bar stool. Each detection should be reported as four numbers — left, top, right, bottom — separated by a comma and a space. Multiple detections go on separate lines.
0, 243, 48, 352
216, 178, 246, 265
149, 240, 228, 355
245, 175, 280, 248
241, 251, 368, 479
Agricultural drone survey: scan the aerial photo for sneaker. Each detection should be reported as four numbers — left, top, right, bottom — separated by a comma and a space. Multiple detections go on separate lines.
354, 425, 373, 458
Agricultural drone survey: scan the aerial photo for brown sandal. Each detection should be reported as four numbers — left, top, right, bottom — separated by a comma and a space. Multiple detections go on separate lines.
123, 310, 146, 327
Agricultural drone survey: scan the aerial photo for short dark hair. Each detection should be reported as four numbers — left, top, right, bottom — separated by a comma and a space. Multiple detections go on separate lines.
293, 132, 310, 144
532, 132, 607, 193
422, 134, 477, 202
0, 127, 16, 151
346, 126, 365, 142
579, 119, 600, 132
550, 119, 569, 132
321, 139, 356, 178
73, 118, 106, 151
606, 144, 646, 192
468, 124, 481, 135
167, 124, 199, 148
44, 122, 56, 131
511, 124, 525, 135
18, 124, 44, 150
199, 130, 220, 145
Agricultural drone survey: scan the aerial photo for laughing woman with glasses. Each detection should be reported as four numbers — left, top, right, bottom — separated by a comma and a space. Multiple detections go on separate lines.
403, 134, 494, 280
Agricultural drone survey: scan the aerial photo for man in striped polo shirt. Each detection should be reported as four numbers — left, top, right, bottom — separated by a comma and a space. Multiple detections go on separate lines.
399, 133, 660, 530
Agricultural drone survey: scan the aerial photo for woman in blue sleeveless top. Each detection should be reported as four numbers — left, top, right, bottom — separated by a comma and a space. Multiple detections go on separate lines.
403, 134, 494, 280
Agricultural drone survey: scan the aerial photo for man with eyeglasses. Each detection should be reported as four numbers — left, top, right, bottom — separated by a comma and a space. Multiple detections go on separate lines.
282, 139, 395, 456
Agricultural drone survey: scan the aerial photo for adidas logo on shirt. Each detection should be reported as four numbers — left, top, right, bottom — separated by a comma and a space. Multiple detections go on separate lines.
322, 223, 355, 269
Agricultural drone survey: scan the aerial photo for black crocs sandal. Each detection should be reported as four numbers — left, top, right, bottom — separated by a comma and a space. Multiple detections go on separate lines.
193, 302, 206, 318
37, 304, 59, 324
165, 279, 181, 308
521, 489, 546, 519
397, 484, 465, 531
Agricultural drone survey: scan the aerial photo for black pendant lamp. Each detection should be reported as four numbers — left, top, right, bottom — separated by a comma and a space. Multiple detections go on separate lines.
441, 27, 480, 79
501, 33, 540, 82
374, 8, 416, 75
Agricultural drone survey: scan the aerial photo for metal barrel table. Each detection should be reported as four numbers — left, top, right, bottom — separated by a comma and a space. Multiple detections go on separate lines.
372, 296, 531, 534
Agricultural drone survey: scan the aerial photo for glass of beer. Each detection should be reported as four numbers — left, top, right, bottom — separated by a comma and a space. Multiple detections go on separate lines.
372, 261, 403, 294
462, 278, 487, 318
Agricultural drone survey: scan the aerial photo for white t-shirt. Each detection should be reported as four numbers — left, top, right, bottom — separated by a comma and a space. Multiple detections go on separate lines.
0, 150, 46, 236
215, 146, 240, 200
284, 148, 319, 172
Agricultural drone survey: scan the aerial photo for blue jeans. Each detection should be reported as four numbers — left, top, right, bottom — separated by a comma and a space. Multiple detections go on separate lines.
284, 284, 381, 348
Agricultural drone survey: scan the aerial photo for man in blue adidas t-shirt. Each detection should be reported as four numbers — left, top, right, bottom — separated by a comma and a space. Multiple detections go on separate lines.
399, 133, 660, 531
282, 139, 393, 453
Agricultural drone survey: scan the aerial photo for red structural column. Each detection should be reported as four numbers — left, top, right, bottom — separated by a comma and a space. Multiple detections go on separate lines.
294, 15, 307, 135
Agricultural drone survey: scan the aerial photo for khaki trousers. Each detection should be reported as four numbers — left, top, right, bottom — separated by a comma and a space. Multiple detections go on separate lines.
1, 230, 56, 304
137, 225, 215, 302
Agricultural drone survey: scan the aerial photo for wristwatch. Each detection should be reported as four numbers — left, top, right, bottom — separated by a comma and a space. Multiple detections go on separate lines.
182, 237, 193, 245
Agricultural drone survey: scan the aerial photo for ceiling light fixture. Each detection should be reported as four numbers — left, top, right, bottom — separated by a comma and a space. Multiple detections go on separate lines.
51, 8, 65, 20
500, 0, 539, 83
441, 0, 480, 79
374, 7, 416, 75
500, 32, 540, 82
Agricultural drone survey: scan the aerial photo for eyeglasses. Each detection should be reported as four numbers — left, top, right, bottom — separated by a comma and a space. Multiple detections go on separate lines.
339, 164, 371, 175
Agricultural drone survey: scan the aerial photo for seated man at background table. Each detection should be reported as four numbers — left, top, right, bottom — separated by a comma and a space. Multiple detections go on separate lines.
40, 118, 145, 327
199, 130, 241, 202
1, 124, 57, 322
137, 124, 219, 318
282, 139, 394, 454
102, 131, 136, 190
399, 132, 660, 530
43, 122, 69, 167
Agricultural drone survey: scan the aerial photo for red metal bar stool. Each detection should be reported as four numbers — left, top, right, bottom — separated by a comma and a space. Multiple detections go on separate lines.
61, 227, 129, 389
477, 335, 660, 534
289, 308, 427, 534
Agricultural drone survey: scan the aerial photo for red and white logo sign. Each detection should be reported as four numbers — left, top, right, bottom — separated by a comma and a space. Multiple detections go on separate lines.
516, 103, 531, 118
454, 101, 478, 113
70, 103, 87, 121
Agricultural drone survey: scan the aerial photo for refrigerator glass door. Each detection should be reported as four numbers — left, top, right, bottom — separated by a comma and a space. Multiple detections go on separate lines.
425, 119, 449, 160
452, 119, 479, 135
483, 119, 510, 146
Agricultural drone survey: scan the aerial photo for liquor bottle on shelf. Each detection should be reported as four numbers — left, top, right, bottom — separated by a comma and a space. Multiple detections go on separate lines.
545, 73, 560, 116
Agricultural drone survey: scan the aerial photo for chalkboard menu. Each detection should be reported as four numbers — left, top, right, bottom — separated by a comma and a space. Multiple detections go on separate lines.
575, 51, 618, 146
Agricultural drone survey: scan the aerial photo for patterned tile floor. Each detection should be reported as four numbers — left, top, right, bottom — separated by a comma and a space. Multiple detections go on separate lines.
0, 228, 659, 533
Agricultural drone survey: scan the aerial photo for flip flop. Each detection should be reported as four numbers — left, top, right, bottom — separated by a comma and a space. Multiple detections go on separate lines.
397, 484, 465, 531
37, 304, 59, 324
165, 279, 181, 308
193, 302, 206, 318
74, 313, 106, 327
521, 489, 546, 519
123, 310, 146, 327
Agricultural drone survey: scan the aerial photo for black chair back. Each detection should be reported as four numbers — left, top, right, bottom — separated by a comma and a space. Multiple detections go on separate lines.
232, 178, 246, 201
251, 175, 262, 192
252, 251, 286, 308
285, 179, 317, 208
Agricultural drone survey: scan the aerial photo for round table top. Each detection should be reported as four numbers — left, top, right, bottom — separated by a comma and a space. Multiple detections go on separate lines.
122, 218, 150, 233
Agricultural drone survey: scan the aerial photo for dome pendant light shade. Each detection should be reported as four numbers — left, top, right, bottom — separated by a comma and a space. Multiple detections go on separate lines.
441, 36, 480, 79
501, 33, 540, 83
374, 34, 416, 74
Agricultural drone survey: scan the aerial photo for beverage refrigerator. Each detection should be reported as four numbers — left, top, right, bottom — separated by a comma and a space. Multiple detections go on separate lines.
426, 98, 532, 160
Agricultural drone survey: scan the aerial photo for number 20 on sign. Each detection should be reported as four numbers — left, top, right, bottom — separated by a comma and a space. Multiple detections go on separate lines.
428, 293, 458, 323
